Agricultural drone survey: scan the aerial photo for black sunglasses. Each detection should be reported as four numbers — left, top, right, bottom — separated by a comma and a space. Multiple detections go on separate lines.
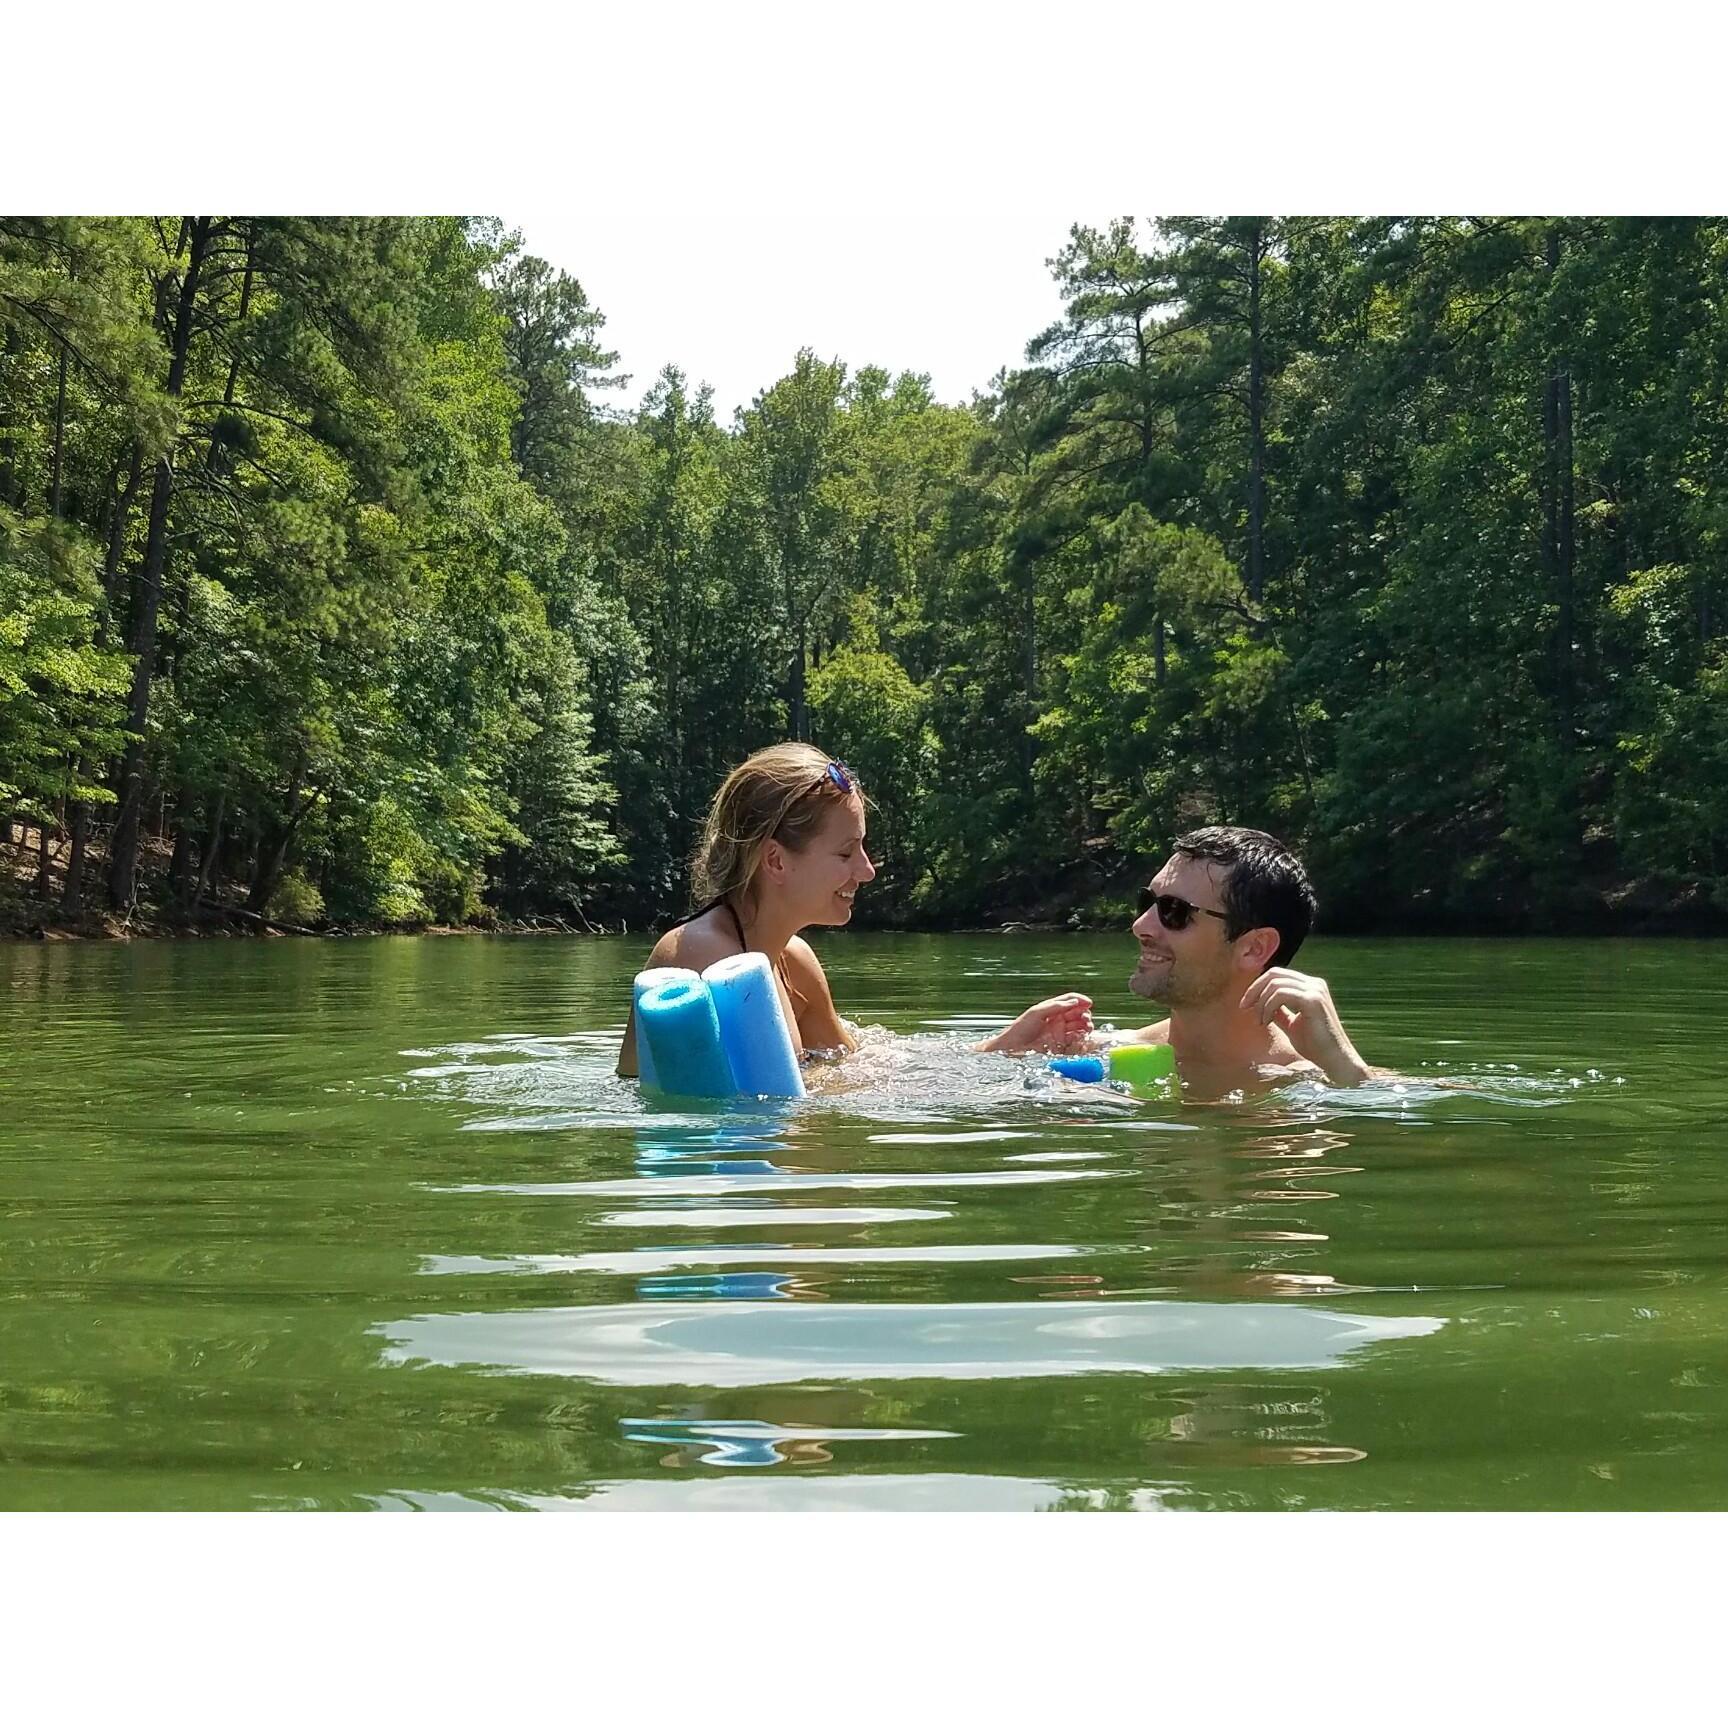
1137, 887, 1231, 930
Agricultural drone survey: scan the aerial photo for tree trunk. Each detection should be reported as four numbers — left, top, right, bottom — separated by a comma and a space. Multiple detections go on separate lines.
0, 323, 22, 509
207, 227, 255, 471
249, 765, 314, 914
108, 217, 215, 909
1020, 557, 1038, 793
36, 813, 58, 900
191, 790, 225, 913
168, 818, 194, 901
1556, 363, 1575, 731
1246, 221, 1267, 609
49, 342, 69, 518
1542, 226, 1576, 746
102, 445, 146, 622
62, 786, 89, 917
789, 619, 808, 743
250, 827, 291, 916
161, 227, 256, 692
664, 510, 685, 828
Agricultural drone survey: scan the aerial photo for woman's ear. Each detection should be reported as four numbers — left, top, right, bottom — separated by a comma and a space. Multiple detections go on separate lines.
759, 838, 787, 883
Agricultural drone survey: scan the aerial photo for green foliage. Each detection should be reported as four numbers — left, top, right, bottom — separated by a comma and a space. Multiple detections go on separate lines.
808, 642, 930, 918
493, 635, 623, 919
2, 215, 1725, 933
0, 509, 130, 816
266, 869, 325, 927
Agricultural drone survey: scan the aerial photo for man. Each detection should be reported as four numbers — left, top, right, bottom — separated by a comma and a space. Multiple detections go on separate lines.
987, 825, 1371, 1095
1112, 824, 1369, 1095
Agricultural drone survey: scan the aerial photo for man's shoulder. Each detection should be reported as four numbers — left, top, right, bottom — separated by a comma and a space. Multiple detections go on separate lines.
1115, 1020, 1171, 1047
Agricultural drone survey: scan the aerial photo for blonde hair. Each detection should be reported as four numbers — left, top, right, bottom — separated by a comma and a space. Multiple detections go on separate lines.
691, 742, 864, 908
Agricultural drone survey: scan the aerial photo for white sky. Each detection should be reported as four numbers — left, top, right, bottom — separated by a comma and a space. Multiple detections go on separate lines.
513, 198, 1074, 421
500, 0, 1728, 423
28, 1, 1722, 437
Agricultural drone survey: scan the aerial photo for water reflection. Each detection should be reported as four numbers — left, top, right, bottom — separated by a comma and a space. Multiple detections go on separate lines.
369, 1475, 1178, 1512
423, 1243, 1090, 1276
1155, 1381, 1369, 1466
632, 1114, 796, 1181
598, 1205, 952, 1230
637, 1272, 800, 1301
617, 1417, 955, 1469
440, 1169, 1110, 1198
377, 1298, 1446, 1387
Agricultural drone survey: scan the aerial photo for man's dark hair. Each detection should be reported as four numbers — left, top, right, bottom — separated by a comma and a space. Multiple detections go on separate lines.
1171, 825, 1316, 970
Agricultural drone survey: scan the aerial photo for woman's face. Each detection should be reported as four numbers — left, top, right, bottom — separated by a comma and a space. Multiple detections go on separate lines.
777, 792, 876, 927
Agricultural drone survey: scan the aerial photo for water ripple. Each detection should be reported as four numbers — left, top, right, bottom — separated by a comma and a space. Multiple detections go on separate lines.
433, 1168, 1112, 1199
423, 1243, 1092, 1275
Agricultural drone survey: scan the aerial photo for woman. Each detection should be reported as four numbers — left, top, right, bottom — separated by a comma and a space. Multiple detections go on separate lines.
617, 742, 1089, 1077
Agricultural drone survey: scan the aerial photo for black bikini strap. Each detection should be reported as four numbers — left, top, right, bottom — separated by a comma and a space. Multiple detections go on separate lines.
663, 895, 795, 1002
662, 893, 730, 933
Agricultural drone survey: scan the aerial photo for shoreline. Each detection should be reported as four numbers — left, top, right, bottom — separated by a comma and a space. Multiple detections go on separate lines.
6, 901, 1726, 944
0, 907, 605, 944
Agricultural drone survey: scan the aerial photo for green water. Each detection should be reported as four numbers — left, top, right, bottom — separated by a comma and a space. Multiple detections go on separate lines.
2, 931, 1723, 1511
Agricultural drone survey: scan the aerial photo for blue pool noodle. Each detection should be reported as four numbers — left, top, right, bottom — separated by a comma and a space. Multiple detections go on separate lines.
635, 977, 738, 1097
703, 952, 806, 1098
1048, 1055, 1106, 1084
631, 966, 698, 1088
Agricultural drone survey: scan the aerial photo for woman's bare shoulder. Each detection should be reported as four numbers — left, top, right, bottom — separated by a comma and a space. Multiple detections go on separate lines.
783, 934, 830, 982
646, 912, 741, 975
783, 937, 841, 1017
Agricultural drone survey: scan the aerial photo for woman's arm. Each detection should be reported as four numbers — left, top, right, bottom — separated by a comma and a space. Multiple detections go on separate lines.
783, 936, 855, 1054
617, 1003, 641, 1078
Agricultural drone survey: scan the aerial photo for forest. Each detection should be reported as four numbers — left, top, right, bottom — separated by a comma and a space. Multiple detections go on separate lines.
2, 215, 1724, 936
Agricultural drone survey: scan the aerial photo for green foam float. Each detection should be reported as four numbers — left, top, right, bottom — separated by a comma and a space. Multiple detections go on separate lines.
1106, 1041, 1178, 1100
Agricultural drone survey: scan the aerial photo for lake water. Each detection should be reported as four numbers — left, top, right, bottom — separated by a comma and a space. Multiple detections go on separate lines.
2, 931, 1723, 1511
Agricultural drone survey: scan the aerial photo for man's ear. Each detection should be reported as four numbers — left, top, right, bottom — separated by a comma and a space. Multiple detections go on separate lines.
1235, 925, 1281, 974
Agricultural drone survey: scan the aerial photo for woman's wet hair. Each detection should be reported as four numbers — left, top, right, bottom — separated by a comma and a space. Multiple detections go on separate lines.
691, 743, 864, 908
1172, 825, 1317, 969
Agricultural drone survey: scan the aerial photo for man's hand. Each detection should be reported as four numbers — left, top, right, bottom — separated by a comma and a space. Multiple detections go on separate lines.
979, 993, 1094, 1055
1239, 969, 1370, 1086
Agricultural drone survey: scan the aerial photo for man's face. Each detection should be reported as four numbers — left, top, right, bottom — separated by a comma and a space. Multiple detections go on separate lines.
1128, 854, 1241, 1007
